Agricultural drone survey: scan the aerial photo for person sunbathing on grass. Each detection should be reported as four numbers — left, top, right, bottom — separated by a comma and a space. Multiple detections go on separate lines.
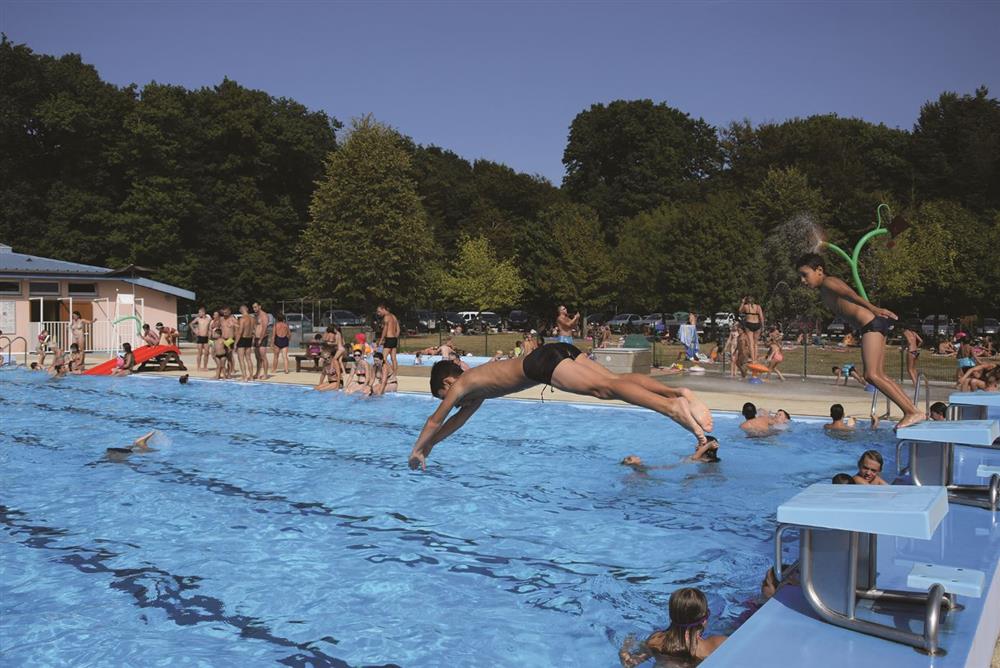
408, 342, 714, 470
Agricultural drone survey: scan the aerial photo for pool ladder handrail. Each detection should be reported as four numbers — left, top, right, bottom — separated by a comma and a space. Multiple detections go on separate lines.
774, 522, 954, 656
0, 336, 28, 367
912, 372, 930, 416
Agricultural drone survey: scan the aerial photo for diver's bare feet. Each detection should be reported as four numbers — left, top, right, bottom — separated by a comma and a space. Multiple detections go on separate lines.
895, 412, 926, 430
680, 389, 714, 432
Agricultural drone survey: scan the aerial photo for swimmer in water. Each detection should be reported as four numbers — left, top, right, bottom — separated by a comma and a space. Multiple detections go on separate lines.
106, 431, 157, 458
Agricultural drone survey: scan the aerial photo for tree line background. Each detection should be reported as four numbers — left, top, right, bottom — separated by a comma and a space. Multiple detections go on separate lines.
3, 37, 998, 327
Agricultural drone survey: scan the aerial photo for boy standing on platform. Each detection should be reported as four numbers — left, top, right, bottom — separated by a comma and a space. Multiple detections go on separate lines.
796, 253, 924, 429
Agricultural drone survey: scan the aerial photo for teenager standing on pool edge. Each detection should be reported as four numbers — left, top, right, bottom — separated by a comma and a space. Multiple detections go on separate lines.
408, 342, 716, 470
796, 253, 924, 429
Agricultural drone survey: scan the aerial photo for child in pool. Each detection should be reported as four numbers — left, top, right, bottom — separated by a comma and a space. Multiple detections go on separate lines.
853, 450, 887, 485
619, 587, 726, 667
797, 253, 923, 429
211, 328, 228, 380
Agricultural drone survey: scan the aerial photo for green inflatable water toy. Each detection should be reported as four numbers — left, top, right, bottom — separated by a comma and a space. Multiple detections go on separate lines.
823, 203, 905, 302
112, 315, 144, 336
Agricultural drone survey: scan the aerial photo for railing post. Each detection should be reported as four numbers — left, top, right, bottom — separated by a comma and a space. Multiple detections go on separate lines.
802, 332, 808, 380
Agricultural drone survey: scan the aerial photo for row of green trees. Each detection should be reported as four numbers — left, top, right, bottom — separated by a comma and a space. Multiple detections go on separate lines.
3, 37, 998, 324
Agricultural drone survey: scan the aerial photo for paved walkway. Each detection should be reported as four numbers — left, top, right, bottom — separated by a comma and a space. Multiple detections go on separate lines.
87, 347, 952, 419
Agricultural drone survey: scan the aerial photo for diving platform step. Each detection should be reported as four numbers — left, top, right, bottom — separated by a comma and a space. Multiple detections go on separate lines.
896, 420, 999, 447
975, 465, 1000, 478
948, 392, 1000, 408
776, 484, 948, 540
907, 563, 984, 598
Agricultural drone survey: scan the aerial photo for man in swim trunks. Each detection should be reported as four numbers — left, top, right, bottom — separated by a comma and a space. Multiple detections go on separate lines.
252, 302, 270, 380
192, 307, 212, 371
220, 308, 239, 379
555, 305, 580, 345
376, 304, 400, 375
408, 342, 716, 470
235, 304, 255, 381
797, 253, 924, 429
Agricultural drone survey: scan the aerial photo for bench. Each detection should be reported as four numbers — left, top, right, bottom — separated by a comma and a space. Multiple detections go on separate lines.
293, 353, 322, 373
775, 483, 954, 656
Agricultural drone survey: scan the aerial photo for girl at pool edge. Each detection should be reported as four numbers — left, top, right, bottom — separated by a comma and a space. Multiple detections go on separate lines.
408, 342, 715, 470
619, 587, 727, 667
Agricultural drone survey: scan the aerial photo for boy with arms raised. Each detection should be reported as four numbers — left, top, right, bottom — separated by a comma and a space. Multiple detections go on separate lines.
408, 342, 716, 470
796, 253, 924, 429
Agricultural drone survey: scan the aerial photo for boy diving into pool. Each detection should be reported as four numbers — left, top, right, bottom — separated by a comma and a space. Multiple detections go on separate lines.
796, 253, 924, 429
408, 342, 716, 470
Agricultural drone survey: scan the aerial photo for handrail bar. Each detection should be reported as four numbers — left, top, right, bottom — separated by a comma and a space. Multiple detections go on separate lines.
0, 336, 28, 367
913, 372, 930, 416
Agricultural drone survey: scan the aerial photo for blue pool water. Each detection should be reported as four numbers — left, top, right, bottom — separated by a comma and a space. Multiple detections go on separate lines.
0, 369, 897, 666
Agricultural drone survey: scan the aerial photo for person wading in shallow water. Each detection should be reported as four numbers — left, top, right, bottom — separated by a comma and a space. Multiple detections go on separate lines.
408, 342, 716, 470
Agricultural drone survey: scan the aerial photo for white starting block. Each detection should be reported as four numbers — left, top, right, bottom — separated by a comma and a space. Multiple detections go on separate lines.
774, 484, 955, 656
895, 420, 1000, 510
948, 392, 1000, 420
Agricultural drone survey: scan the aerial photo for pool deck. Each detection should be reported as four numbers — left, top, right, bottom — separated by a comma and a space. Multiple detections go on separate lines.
83, 347, 954, 419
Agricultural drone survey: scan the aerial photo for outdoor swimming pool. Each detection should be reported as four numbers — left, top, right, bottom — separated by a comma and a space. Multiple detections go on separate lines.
0, 370, 897, 666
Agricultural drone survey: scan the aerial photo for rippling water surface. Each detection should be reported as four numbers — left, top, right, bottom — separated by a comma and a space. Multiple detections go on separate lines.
0, 369, 896, 666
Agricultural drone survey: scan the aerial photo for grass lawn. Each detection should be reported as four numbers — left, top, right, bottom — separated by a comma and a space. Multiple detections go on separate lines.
396, 331, 972, 384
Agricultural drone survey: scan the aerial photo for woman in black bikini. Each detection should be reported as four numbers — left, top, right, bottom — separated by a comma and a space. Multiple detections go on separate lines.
739, 296, 764, 362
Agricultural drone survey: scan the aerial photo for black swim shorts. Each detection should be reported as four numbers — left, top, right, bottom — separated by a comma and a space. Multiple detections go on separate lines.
859, 316, 891, 338
237, 337, 253, 349
522, 342, 582, 385
383, 337, 398, 349
196, 335, 209, 344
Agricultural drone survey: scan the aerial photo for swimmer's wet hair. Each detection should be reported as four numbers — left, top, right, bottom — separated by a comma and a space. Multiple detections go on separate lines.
858, 449, 883, 469
929, 401, 947, 417
795, 253, 825, 270
832, 473, 855, 484
830, 403, 845, 420
742, 402, 757, 419
430, 360, 463, 398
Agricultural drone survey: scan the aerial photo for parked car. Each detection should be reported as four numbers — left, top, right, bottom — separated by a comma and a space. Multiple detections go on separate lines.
403, 309, 437, 333
441, 311, 463, 331
638, 313, 665, 329
976, 318, 999, 336
477, 312, 501, 332
921, 314, 954, 338
785, 317, 819, 340
507, 310, 530, 331
584, 313, 607, 327
322, 310, 364, 327
826, 317, 849, 337
709, 312, 736, 329
284, 313, 313, 334
607, 313, 643, 333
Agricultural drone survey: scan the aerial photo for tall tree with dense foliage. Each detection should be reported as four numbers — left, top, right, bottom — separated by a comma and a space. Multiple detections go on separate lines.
300, 116, 435, 312
434, 236, 525, 312
911, 87, 1000, 212
562, 99, 721, 236
535, 203, 619, 313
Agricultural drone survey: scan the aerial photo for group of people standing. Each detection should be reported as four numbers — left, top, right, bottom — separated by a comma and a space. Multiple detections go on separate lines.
186, 304, 280, 381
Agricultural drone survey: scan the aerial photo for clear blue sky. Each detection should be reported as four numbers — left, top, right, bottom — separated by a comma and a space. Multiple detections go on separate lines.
4, 1, 998, 183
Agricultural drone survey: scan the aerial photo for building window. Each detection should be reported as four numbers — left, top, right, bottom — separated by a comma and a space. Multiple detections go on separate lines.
68, 283, 97, 296
30, 300, 62, 322
0, 281, 20, 294
29, 282, 60, 295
